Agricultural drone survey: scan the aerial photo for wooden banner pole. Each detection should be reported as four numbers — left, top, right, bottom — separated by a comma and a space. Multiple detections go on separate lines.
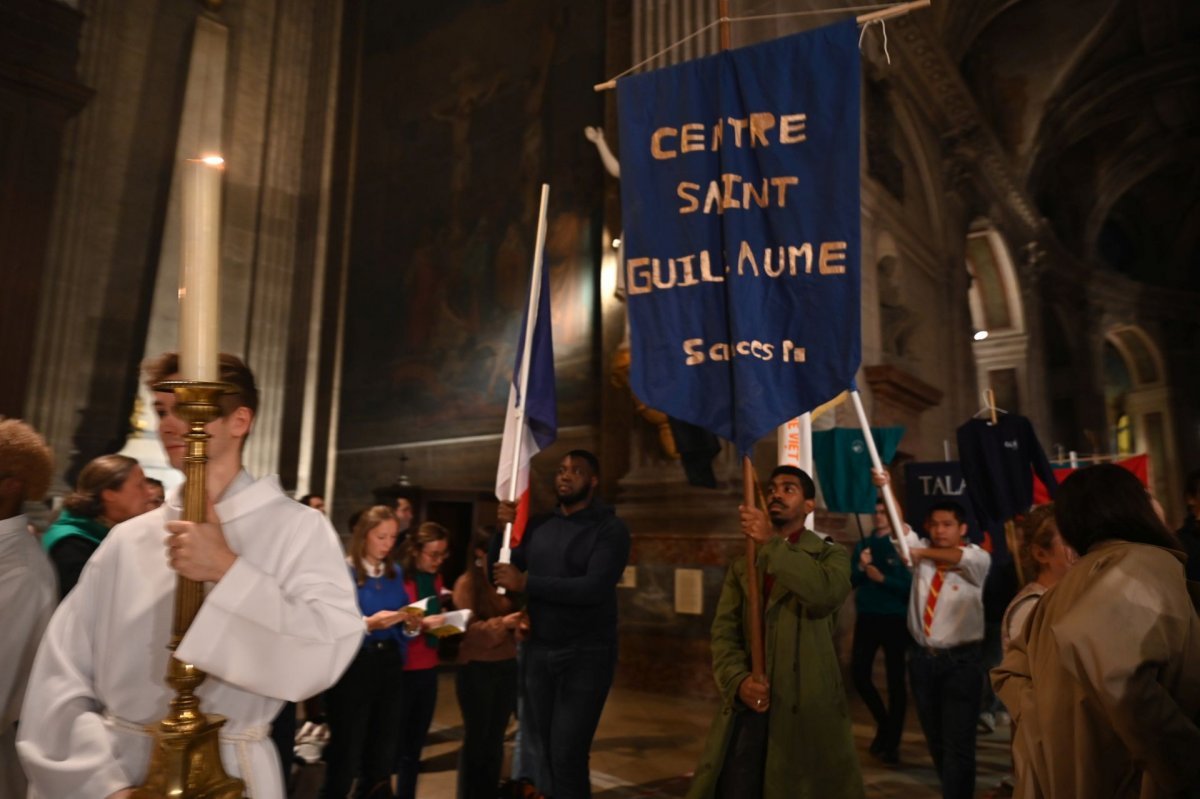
743, 454, 766, 681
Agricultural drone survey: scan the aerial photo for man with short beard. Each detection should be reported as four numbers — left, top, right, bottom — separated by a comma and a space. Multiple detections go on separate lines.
688, 465, 863, 799
493, 450, 630, 799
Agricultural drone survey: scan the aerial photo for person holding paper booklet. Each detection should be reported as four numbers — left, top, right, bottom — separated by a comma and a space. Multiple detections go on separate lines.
393, 521, 451, 799
453, 526, 524, 799
320, 505, 422, 799
493, 450, 631, 799
687, 465, 863, 799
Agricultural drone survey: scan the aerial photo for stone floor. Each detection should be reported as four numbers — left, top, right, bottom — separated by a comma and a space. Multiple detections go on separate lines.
393, 669, 1014, 798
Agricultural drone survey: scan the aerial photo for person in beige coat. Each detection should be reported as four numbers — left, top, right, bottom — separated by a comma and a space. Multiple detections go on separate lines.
992, 464, 1200, 798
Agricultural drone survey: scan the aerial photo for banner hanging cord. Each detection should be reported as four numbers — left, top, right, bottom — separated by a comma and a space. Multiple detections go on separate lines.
858, 18, 891, 64
595, 0, 924, 91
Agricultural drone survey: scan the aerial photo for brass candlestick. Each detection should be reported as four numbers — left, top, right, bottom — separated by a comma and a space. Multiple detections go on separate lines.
133, 381, 244, 799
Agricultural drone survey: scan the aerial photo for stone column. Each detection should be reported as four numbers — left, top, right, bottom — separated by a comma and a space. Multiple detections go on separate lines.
0, 0, 89, 421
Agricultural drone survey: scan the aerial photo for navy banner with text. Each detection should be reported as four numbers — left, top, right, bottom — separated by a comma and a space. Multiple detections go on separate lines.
617, 20, 861, 454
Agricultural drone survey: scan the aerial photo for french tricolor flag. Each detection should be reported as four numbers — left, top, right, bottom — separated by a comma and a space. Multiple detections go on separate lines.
495, 185, 557, 553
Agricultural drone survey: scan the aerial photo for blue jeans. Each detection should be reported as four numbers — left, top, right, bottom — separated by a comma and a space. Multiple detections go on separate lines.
524, 642, 616, 799
909, 643, 983, 799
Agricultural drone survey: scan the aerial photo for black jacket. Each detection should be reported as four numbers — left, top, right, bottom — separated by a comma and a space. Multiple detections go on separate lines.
509, 499, 631, 647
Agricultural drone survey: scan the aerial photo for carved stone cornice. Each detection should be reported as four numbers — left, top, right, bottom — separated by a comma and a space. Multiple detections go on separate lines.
863, 364, 944, 416
888, 13, 1042, 236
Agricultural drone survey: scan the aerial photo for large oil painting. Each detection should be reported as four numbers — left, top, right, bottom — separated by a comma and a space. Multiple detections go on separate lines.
340, 1, 606, 449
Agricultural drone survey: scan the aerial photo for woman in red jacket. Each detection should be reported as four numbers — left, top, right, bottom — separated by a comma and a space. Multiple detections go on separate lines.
394, 521, 451, 799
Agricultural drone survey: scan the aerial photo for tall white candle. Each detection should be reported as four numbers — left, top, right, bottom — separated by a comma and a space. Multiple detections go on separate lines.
179, 156, 223, 382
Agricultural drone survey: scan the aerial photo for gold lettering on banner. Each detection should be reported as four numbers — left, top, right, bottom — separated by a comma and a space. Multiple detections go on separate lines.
677, 175, 800, 215
722, 174, 742, 210
780, 114, 807, 143
744, 180, 768, 209
651, 127, 678, 159
676, 254, 701, 288
738, 240, 759, 276
790, 244, 814, 274
681, 123, 705, 153
703, 181, 724, 214
699, 250, 724, 283
624, 242, 848, 294
627, 257, 652, 294
770, 176, 799, 207
819, 241, 847, 274
648, 112, 810, 159
652, 258, 676, 290
678, 182, 700, 214
727, 117, 750, 148
749, 113, 775, 147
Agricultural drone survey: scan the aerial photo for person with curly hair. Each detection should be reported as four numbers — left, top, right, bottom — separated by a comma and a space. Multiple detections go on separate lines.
41, 454, 153, 597
0, 418, 57, 799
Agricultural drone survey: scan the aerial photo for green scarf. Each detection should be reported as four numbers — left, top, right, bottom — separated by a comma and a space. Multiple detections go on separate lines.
41, 511, 109, 553
415, 571, 441, 648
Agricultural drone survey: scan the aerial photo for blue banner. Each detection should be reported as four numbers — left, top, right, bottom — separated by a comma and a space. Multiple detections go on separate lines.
617, 21, 861, 454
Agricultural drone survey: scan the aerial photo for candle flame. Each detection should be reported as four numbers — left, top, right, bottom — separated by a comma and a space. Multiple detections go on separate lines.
199, 155, 225, 166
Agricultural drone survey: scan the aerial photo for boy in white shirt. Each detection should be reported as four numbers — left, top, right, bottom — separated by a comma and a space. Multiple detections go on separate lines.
906, 500, 991, 799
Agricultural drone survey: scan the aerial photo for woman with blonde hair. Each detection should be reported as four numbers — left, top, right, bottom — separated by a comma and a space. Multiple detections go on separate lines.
42, 454, 151, 597
1000, 504, 1075, 654
321, 506, 420, 799
394, 521, 451, 799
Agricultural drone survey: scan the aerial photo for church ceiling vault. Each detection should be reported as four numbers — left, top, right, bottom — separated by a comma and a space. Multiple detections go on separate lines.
941, 0, 1200, 290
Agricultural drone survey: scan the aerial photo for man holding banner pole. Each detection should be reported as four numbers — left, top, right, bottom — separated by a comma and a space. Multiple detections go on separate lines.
688, 465, 863, 799
614, 16, 871, 799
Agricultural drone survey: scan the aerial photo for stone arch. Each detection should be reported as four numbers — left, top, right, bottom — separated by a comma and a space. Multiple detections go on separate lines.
965, 222, 1028, 413
1102, 325, 1179, 518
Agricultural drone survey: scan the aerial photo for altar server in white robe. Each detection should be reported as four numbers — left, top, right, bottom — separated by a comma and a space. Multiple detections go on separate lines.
0, 419, 58, 799
17, 353, 363, 799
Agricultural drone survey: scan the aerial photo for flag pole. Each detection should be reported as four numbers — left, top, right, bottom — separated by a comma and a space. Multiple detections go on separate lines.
850, 390, 912, 565
498, 182, 551, 573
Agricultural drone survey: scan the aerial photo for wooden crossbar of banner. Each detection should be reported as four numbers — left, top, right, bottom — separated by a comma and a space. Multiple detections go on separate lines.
593, 0, 932, 92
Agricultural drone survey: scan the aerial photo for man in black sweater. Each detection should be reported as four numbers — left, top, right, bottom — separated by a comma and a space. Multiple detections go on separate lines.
494, 449, 631, 799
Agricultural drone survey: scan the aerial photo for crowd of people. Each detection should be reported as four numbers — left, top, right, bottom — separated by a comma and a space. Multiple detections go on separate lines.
1, 350, 1198, 799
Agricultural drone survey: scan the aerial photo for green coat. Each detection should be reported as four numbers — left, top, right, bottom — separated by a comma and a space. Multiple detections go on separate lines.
687, 530, 864, 799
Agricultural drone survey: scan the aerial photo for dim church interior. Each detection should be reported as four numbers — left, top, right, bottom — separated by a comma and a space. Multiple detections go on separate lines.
1, 0, 1197, 793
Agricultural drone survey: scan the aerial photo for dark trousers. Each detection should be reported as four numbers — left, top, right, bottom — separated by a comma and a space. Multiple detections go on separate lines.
715, 709, 768, 798
321, 645, 404, 799
395, 667, 439, 799
980, 620, 1005, 714
851, 613, 911, 752
455, 658, 518, 799
525, 642, 616, 799
909, 643, 983, 799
